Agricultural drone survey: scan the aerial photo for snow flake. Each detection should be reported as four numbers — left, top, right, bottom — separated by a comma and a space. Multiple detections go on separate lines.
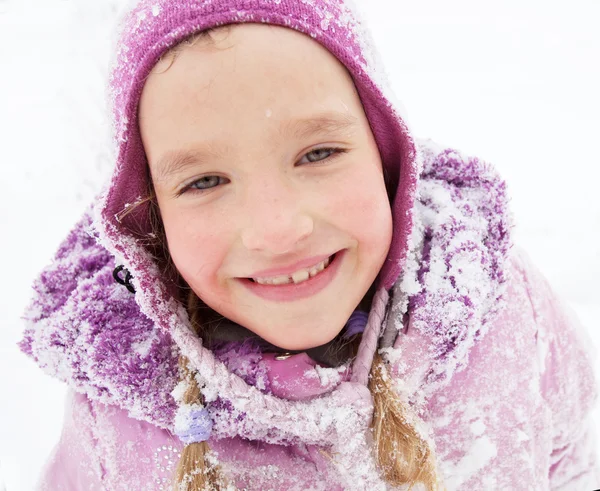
516, 429, 530, 442
441, 435, 497, 489
310, 364, 348, 387
469, 419, 486, 436
153, 444, 181, 490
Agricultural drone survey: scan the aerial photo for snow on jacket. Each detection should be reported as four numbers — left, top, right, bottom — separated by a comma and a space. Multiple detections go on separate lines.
19, 0, 598, 489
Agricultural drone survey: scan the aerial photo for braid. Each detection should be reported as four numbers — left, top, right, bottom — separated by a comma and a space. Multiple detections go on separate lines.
368, 352, 440, 490
172, 292, 229, 491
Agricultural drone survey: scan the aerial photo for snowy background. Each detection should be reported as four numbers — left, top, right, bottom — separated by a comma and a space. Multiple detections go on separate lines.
1, 0, 598, 489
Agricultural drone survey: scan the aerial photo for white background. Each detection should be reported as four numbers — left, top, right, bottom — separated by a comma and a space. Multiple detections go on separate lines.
0, 1, 598, 489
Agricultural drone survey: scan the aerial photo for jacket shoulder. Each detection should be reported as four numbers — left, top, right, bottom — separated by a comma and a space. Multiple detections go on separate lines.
423, 246, 549, 488
423, 246, 599, 489
509, 248, 600, 489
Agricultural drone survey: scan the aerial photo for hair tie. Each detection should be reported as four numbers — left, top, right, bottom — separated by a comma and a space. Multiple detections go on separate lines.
343, 310, 369, 339
174, 407, 213, 445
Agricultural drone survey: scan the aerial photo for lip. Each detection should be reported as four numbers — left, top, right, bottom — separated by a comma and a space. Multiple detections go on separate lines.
247, 253, 333, 278
237, 249, 345, 302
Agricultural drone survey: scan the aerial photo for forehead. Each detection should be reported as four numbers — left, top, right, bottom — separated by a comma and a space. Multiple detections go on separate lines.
141, 23, 359, 119
139, 23, 367, 166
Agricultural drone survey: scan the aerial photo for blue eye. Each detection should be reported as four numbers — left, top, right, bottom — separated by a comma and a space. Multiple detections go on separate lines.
192, 176, 223, 189
182, 175, 228, 194
298, 147, 345, 165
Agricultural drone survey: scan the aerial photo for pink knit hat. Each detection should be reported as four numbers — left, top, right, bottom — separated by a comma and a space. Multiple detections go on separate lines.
99, 0, 418, 292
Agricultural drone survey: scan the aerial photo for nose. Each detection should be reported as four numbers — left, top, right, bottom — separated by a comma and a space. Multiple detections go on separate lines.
240, 183, 314, 254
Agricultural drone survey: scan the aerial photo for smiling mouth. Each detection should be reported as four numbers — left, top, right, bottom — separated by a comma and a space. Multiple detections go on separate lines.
248, 253, 337, 286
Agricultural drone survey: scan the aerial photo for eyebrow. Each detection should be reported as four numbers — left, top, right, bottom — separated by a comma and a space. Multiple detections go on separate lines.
153, 111, 359, 181
279, 111, 359, 142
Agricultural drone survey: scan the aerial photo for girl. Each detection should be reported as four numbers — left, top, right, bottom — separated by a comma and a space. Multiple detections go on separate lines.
19, 0, 598, 489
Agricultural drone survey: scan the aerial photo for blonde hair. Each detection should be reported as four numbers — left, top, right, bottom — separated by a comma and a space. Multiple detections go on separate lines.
150, 27, 233, 76
132, 27, 440, 490
173, 291, 230, 490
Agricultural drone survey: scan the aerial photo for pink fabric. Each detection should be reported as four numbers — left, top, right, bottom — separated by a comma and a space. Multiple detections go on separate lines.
422, 249, 599, 489
37, 248, 599, 490
260, 352, 351, 401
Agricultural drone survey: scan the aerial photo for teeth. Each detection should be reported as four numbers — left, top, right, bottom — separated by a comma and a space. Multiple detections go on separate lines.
253, 256, 332, 285
271, 275, 290, 285
291, 270, 310, 283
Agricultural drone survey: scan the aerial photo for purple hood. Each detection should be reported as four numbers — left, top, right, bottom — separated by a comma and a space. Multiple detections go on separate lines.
19, 0, 511, 482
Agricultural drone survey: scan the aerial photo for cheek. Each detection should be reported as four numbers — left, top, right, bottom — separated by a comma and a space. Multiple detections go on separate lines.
160, 206, 230, 289
324, 162, 393, 254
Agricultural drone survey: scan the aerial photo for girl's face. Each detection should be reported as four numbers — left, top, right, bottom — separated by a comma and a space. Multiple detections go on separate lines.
139, 24, 392, 351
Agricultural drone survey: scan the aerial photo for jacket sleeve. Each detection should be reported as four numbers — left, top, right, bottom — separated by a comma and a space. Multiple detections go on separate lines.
518, 250, 600, 490
36, 390, 105, 490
